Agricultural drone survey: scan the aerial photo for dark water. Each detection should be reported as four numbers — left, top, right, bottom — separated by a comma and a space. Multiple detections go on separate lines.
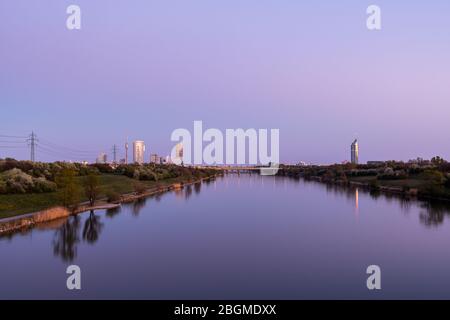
2, 174, 450, 299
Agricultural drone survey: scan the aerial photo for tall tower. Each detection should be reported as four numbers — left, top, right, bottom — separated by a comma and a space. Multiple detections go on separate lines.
133, 140, 145, 164
27, 131, 37, 162
351, 139, 359, 164
112, 144, 118, 164
125, 139, 129, 164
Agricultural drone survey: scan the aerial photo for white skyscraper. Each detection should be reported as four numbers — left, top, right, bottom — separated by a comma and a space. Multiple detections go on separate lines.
133, 140, 145, 165
175, 143, 183, 164
351, 139, 359, 164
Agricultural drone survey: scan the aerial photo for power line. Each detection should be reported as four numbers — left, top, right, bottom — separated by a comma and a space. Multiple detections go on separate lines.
0, 146, 27, 149
39, 137, 97, 155
37, 144, 86, 158
0, 140, 26, 144
39, 142, 95, 157
37, 145, 92, 161
1, 132, 119, 163
0, 134, 28, 138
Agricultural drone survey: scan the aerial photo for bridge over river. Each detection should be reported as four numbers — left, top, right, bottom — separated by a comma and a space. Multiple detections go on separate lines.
191, 165, 278, 175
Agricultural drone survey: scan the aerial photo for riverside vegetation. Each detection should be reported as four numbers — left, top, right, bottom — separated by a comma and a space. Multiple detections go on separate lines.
277, 156, 450, 201
0, 158, 219, 219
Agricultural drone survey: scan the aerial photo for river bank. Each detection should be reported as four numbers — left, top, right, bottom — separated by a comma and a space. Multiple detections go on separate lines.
0, 174, 220, 235
295, 174, 450, 204
277, 163, 450, 203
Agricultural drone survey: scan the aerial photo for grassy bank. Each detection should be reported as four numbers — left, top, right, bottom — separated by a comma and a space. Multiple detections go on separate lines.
0, 159, 220, 220
0, 174, 208, 219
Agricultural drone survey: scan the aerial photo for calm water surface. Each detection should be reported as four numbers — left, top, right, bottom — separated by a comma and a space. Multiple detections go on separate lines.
2, 174, 450, 299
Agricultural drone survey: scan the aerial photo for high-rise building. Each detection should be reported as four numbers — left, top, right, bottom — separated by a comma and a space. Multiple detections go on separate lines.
150, 153, 160, 164
133, 140, 145, 164
174, 143, 183, 164
351, 139, 359, 164
96, 153, 107, 164
125, 140, 129, 164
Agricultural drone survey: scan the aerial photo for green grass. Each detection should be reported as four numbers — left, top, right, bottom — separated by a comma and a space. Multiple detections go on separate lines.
0, 174, 201, 219
0, 192, 61, 219
348, 176, 377, 182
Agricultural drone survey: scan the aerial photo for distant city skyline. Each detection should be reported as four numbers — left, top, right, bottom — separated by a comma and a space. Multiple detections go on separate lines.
0, 131, 448, 166
2, 1, 450, 163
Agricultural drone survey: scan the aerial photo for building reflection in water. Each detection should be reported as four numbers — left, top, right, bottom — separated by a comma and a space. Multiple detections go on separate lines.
355, 188, 359, 219
174, 188, 184, 200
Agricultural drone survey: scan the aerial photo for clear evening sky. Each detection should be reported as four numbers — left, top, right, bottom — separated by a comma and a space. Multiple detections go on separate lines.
1, 1, 449, 164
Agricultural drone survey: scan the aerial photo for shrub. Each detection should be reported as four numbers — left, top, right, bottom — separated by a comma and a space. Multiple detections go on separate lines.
0, 180, 6, 193
106, 191, 122, 203
421, 170, 445, 185
133, 182, 147, 195
33, 177, 57, 193
1, 168, 34, 193
369, 179, 380, 191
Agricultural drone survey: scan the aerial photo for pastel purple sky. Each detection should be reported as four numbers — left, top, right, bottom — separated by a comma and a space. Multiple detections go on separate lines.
1, 1, 450, 164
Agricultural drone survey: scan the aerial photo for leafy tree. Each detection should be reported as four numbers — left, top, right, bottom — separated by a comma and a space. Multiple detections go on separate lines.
56, 168, 80, 209
421, 169, 445, 185
83, 172, 101, 207
431, 156, 445, 165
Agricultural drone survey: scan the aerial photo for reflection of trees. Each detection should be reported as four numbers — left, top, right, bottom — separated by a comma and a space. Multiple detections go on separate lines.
82, 211, 103, 244
52, 216, 81, 262
419, 202, 450, 227
185, 185, 192, 199
52, 211, 104, 261
398, 197, 412, 213
106, 207, 121, 219
301, 177, 450, 228
132, 198, 147, 216
154, 193, 162, 202
369, 189, 381, 199
194, 182, 201, 194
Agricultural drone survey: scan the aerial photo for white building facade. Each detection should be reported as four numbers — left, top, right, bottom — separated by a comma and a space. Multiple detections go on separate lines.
133, 140, 146, 164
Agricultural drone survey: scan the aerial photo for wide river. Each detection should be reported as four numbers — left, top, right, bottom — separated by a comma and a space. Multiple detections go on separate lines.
2, 174, 450, 299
